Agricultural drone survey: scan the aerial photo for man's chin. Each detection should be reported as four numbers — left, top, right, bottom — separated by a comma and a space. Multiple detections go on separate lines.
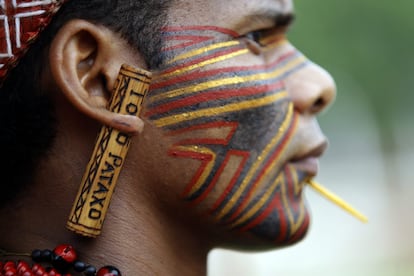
217, 216, 310, 252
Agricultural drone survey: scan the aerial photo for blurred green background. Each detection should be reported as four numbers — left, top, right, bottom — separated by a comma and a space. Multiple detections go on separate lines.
291, 0, 414, 159
209, 1, 414, 275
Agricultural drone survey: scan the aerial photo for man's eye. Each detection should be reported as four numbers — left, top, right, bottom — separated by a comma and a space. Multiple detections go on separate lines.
242, 27, 286, 55
244, 28, 279, 46
243, 31, 264, 55
245, 31, 262, 45
243, 14, 295, 49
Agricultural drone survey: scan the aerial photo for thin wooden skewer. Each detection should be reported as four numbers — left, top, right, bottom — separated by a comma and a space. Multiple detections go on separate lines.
308, 180, 368, 223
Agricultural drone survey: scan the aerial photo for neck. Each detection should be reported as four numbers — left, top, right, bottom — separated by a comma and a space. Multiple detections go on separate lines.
0, 141, 209, 276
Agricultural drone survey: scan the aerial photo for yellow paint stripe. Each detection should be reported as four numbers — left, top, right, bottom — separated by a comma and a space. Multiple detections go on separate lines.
229, 175, 283, 229
169, 40, 241, 63
149, 55, 306, 103
169, 125, 234, 141
153, 92, 288, 127
215, 104, 294, 220
162, 49, 249, 78
177, 146, 216, 197
227, 127, 294, 226
281, 166, 306, 235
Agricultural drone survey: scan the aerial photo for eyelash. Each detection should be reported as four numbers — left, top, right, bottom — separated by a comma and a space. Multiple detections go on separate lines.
244, 14, 295, 46
245, 31, 263, 45
242, 31, 265, 55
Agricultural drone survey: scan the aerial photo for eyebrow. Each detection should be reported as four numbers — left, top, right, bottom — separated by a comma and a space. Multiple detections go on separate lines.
275, 13, 295, 27
250, 9, 296, 28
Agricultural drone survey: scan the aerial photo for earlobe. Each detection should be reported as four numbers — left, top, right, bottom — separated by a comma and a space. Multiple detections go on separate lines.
49, 19, 146, 135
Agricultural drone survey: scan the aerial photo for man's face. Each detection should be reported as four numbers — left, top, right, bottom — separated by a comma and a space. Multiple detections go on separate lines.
137, 0, 335, 248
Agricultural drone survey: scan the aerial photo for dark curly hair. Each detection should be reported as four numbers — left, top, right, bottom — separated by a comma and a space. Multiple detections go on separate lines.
0, 0, 171, 204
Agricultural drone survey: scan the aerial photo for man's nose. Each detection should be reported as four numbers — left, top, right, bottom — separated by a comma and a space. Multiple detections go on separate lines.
284, 62, 336, 115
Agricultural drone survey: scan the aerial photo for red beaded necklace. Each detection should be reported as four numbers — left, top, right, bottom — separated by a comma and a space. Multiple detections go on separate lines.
0, 244, 121, 276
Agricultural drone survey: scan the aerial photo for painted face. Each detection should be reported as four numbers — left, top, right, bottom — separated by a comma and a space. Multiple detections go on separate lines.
139, 0, 336, 248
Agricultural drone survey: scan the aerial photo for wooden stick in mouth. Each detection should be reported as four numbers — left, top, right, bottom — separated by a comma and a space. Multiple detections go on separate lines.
308, 180, 368, 223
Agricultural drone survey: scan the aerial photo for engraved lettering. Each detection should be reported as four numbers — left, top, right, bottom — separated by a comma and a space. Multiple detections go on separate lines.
91, 195, 105, 207
131, 90, 145, 98
116, 133, 129, 146
109, 152, 123, 167
87, 153, 124, 220
101, 161, 115, 174
99, 174, 114, 186
126, 103, 138, 115
94, 183, 109, 194
89, 208, 101, 220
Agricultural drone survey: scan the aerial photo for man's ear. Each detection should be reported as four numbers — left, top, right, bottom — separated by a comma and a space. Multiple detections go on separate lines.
49, 19, 146, 135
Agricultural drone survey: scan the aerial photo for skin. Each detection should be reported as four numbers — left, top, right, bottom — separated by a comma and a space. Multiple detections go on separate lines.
0, 0, 335, 275
149, 22, 312, 245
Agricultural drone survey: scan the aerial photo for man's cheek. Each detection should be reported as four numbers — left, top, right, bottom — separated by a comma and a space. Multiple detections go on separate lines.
140, 25, 310, 243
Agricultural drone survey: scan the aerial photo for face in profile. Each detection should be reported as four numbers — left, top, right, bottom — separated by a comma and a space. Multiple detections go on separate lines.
139, 0, 335, 248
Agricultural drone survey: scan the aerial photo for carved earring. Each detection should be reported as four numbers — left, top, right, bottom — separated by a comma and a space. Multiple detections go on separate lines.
67, 64, 151, 238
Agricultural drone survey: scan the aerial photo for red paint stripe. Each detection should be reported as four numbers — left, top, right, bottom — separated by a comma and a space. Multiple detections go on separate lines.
162, 25, 240, 38
167, 121, 238, 137
224, 114, 298, 222
285, 166, 293, 198
237, 193, 280, 232
159, 45, 244, 76
163, 35, 213, 51
175, 138, 228, 146
182, 160, 210, 197
167, 121, 238, 146
145, 82, 284, 117
151, 51, 295, 90
286, 213, 310, 244
169, 149, 212, 159
208, 152, 247, 214
190, 150, 249, 206
284, 166, 299, 212
274, 207, 288, 244
169, 149, 214, 198
282, 166, 309, 244
165, 35, 211, 41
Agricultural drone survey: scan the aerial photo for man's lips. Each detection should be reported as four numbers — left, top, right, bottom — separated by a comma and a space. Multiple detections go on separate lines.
288, 141, 328, 176
289, 156, 319, 176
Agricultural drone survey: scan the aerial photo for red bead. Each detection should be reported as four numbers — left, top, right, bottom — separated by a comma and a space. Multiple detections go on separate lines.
4, 261, 16, 270
45, 268, 58, 276
17, 261, 31, 274
53, 245, 77, 264
31, 264, 46, 276
4, 267, 17, 276
97, 266, 121, 276
48, 268, 65, 276
31, 264, 41, 272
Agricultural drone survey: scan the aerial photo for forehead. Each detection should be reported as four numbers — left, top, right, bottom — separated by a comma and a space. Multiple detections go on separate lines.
168, 0, 294, 32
